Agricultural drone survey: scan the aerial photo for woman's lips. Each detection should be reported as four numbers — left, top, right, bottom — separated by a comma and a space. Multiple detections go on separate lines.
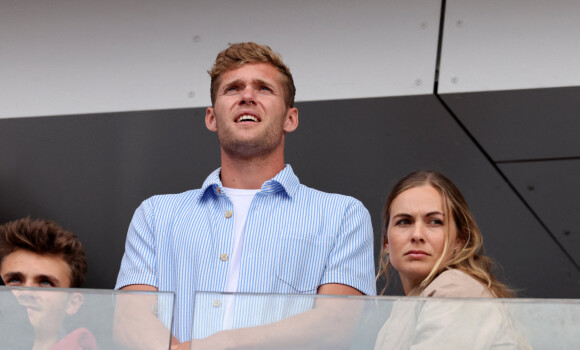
405, 250, 429, 258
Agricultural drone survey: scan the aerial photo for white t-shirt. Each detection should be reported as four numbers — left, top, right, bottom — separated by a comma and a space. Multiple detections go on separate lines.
221, 187, 259, 329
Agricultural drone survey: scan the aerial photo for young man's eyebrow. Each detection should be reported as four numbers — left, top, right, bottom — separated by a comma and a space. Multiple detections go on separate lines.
2, 271, 24, 279
223, 78, 242, 86
221, 78, 278, 91
254, 78, 272, 86
35, 274, 60, 283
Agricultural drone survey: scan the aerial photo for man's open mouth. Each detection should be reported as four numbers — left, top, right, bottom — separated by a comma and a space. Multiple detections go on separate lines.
236, 114, 259, 122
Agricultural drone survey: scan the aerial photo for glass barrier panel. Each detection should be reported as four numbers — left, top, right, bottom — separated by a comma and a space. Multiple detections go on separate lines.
0, 286, 174, 350
192, 292, 580, 349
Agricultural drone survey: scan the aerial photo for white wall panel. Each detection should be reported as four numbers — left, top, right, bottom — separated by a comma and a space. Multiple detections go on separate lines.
0, 1, 199, 119
0, 0, 440, 119
439, 0, 580, 94
195, 0, 441, 103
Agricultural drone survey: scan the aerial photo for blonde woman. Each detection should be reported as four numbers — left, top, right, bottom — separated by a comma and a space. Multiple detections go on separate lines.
374, 171, 529, 349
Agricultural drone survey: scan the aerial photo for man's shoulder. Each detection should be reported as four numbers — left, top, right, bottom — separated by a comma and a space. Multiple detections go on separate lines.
278, 165, 366, 209
132, 188, 211, 226
143, 168, 221, 207
142, 188, 205, 208
295, 183, 364, 206
293, 184, 371, 217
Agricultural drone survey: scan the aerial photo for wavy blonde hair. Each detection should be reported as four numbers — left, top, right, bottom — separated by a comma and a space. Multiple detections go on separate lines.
377, 171, 513, 297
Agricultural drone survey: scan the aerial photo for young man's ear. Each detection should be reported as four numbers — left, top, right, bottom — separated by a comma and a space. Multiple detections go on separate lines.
283, 107, 299, 133
205, 107, 218, 132
66, 293, 84, 316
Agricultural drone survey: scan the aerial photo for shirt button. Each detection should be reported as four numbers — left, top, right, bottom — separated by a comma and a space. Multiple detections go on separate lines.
225, 210, 233, 218
216, 187, 221, 194
213, 299, 221, 308
220, 253, 228, 261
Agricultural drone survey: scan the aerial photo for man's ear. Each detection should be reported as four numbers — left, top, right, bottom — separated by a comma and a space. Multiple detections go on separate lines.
205, 107, 217, 132
283, 107, 299, 133
66, 292, 84, 316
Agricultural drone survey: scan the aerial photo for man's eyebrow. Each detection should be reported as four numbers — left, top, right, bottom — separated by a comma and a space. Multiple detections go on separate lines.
2, 271, 23, 279
222, 78, 242, 87
254, 78, 279, 90
254, 78, 273, 86
35, 274, 60, 283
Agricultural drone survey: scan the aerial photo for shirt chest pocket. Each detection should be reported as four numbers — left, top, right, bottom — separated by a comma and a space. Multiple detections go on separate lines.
275, 235, 331, 293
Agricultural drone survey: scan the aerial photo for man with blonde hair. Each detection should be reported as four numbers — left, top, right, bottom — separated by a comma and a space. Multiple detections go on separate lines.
116, 42, 375, 345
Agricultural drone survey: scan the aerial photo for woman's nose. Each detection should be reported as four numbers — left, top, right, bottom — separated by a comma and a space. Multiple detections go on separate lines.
410, 223, 426, 243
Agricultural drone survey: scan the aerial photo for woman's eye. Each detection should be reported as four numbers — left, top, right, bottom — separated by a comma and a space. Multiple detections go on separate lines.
395, 219, 410, 225
429, 219, 443, 225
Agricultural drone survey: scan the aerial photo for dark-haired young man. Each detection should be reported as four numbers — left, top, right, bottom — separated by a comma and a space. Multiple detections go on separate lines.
0, 217, 87, 289
0, 217, 95, 350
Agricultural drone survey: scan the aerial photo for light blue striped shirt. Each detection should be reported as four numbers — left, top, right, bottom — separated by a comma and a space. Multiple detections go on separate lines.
115, 164, 375, 341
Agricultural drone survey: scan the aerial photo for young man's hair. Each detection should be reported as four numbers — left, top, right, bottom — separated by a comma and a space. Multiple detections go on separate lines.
208, 42, 296, 108
0, 217, 88, 288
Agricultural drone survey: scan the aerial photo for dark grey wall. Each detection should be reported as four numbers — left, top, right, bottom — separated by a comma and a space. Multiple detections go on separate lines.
0, 108, 219, 287
441, 87, 580, 284
2, 93, 578, 297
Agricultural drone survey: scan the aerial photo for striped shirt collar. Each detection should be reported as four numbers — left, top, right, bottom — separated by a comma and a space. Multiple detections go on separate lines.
199, 164, 300, 200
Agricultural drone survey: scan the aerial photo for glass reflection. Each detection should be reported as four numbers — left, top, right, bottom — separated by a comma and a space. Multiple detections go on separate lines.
8, 287, 96, 350
0, 288, 174, 350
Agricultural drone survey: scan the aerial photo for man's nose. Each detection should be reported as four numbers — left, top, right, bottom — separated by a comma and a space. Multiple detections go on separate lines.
18, 280, 36, 288
240, 86, 256, 105
14, 288, 38, 304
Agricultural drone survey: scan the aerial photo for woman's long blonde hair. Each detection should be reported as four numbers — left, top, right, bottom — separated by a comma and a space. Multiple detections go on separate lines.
377, 170, 514, 297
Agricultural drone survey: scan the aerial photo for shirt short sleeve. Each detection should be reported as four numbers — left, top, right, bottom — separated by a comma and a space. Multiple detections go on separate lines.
319, 198, 376, 295
115, 198, 158, 289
